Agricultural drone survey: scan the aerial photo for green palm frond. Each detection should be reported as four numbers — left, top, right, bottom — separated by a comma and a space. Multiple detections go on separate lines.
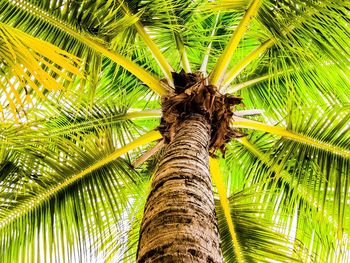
0, 23, 82, 122
0, 155, 142, 262
210, 0, 262, 87
224, 106, 350, 261
0, 123, 161, 261
258, 0, 350, 64
1, 0, 166, 95
232, 117, 350, 159
263, 107, 350, 233
216, 189, 303, 263
220, 0, 350, 115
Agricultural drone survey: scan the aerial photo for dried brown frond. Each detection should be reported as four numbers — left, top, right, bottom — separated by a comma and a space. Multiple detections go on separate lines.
158, 70, 245, 156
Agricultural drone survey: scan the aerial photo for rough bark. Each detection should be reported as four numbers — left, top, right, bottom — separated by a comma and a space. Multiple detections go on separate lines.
137, 114, 223, 263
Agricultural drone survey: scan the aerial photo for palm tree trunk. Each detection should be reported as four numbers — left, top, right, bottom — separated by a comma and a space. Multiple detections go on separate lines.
137, 114, 223, 263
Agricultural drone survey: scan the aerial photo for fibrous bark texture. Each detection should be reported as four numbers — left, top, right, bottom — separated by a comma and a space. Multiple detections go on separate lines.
158, 70, 244, 156
137, 114, 223, 263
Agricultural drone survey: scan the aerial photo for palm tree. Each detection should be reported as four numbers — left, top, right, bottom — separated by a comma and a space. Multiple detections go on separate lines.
1, 0, 350, 262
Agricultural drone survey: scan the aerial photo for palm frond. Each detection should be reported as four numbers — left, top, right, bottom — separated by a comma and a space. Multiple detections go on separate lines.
216, 188, 303, 262
258, 0, 350, 68
0, 23, 82, 122
237, 136, 338, 230
236, 56, 350, 121
0, 126, 161, 262
1, 0, 166, 95
117, 0, 175, 83
223, 106, 350, 261
131, 0, 200, 73
209, 0, 262, 87
221, 0, 350, 89
0, 124, 161, 229
0, 155, 143, 262
222, 39, 274, 89
232, 115, 350, 158
210, 158, 244, 263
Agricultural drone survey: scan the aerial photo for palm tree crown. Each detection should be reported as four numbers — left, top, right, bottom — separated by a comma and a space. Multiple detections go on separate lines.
1, 0, 350, 262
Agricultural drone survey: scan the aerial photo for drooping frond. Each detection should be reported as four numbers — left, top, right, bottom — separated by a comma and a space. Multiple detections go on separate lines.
232, 116, 350, 158
216, 187, 303, 262
0, 23, 82, 122
0, 122, 161, 261
0, 0, 166, 95
0, 151, 143, 262
224, 106, 350, 261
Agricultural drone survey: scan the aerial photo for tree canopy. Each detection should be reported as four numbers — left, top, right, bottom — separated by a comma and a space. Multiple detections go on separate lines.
0, 0, 350, 262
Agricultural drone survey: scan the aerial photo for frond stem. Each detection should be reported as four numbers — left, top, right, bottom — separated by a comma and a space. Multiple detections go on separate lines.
9, 0, 166, 95
0, 130, 162, 230
200, 12, 221, 77
236, 137, 339, 229
209, 0, 261, 87
210, 158, 244, 263
222, 39, 274, 89
134, 23, 174, 84
232, 117, 350, 158
118, 0, 174, 84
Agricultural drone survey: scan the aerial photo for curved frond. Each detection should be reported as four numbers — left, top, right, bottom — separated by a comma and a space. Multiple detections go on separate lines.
0, 154, 144, 262
1, 0, 166, 95
0, 128, 161, 229
0, 23, 82, 121
216, 188, 303, 262
223, 107, 350, 261
232, 114, 350, 158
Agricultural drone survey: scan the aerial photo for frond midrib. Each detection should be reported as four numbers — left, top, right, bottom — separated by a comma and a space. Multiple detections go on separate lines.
232, 118, 350, 159
0, 130, 162, 231
6, 0, 166, 95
